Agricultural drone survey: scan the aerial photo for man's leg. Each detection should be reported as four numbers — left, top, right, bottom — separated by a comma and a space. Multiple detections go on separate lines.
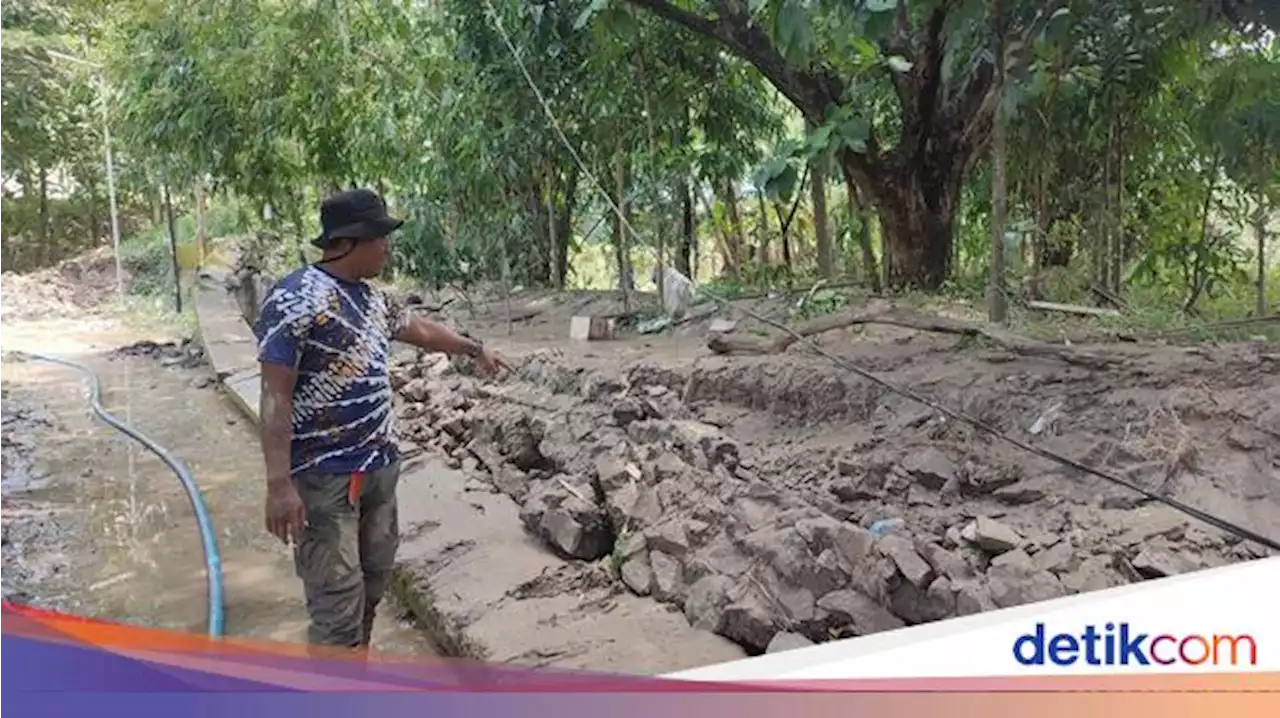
357, 460, 401, 647
293, 472, 365, 649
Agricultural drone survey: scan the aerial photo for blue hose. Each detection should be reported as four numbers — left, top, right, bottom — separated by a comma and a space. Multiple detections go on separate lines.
12, 351, 226, 638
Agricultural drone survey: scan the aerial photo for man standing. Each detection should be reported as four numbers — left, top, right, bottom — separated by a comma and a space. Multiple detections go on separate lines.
253, 188, 506, 651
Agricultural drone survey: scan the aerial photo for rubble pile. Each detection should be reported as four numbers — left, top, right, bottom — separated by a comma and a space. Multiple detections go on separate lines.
388, 348, 1276, 655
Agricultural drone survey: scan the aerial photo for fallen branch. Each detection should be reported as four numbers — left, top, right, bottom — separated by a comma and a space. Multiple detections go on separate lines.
706, 308, 1126, 369
1089, 285, 1130, 312
1026, 300, 1122, 318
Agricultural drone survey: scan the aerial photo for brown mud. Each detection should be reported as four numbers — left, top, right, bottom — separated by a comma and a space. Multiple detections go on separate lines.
0, 315, 435, 654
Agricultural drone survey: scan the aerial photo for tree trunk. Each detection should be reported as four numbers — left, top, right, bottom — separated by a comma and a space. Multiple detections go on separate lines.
528, 179, 550, 285
987, 0, 1008, 324
723, 179, 745, 272
37, 166, 50, 265
86, 177, 101, 247
1257, 197, 1269, 318
842, 169, 881, 294
194, 176, 209, 262
612, 143, 634, 308
1111, 120, 1126, 295
555, 168, 577, 289
698, 188, 737, 279
161, 172, 182, 313
677, 179, 694, 277
756, 190, 770, 265
808, 122, 834, 279
863, 165, 960, 291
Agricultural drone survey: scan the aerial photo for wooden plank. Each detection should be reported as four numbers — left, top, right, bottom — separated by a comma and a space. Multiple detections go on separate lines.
1026, 300, 1122, 318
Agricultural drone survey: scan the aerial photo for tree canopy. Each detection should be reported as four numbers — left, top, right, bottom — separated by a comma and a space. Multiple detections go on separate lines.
2, 0, 1277, 320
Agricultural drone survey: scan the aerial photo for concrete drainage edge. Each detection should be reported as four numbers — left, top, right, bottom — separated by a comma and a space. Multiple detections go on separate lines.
388, 570, 488, 660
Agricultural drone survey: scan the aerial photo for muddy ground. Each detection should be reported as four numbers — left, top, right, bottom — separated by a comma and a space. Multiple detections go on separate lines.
0, 309, 435, 654
377, 279, 1280, 655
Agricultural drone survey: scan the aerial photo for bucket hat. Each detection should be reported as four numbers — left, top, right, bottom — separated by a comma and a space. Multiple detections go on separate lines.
312, 188, 404, 249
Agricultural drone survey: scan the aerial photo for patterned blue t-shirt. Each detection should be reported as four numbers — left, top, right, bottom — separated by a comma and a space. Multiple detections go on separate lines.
253, 265, 410, 476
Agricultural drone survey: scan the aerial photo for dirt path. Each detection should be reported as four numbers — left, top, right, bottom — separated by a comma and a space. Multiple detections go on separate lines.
1, 317, 436, 654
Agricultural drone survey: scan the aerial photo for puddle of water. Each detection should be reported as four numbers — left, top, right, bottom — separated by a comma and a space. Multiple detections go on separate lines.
1, 324, 436, 655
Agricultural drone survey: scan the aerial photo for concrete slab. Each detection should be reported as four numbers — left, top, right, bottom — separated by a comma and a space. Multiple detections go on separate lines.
192, 265, 745, 674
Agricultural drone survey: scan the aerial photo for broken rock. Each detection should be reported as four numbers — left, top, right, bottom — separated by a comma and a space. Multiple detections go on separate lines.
916, 541, 974, 582
620, 552, 654, 596
684, 575, 735, 632
987, 564, 1067, 609
962, 516, 1024, 554
1131, 547, 1199, 579
650, 550, 685, 602
877, 535, 935, 589
899, 447, 958, 490
766, 632, 814, 654
816, 590, 905, 636
720, 589, 779, 652
520, 476, 613, 561
954, 581, 997, 616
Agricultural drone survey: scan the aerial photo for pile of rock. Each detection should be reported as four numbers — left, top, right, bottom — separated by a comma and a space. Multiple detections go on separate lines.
387, 350, 1221, 655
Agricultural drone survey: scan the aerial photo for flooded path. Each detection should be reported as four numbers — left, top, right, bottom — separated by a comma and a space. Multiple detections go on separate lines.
1, 317, 437, 655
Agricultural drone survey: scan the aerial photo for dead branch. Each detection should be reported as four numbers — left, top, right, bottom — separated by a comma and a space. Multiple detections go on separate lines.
706, 308, 1126, 369
1026, 300, 1122, 318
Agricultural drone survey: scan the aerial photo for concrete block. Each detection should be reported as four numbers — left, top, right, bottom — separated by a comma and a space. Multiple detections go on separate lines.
570, 315, 615, 341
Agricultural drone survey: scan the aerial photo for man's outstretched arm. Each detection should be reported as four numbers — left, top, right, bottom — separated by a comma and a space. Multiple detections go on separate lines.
393, 315, 510, 376
394, 314, 483, 356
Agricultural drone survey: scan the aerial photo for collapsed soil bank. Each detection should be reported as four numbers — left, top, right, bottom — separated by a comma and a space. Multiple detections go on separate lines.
389, 337, 1279, 655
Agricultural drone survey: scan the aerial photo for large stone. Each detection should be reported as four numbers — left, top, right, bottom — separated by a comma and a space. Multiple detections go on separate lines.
992, 480, 1048, 506
741, 526, 842, 596
518, 475, 596, 541
962, 516, 1024, 554
899, 448, 958, 491
1116, 507, 1189, 547
990, 548, 1035, 573
888, 575, 956, 625
671, 420, 740, 470
1131, 547, 1199, 579
620, 552, 654, 596
816, 590, 905, 635
1034, 541, 1078, 574
1060, 555, 1125, 593
684, 538, 753, 582
915, 541, 975, 582
720, 591, 779, 652
829, 523, 877, 574
650, 550, 685, 602
646, 520, 691, 557
766, 632, 814, 654
954, 581, 997, 616
988, 566, 1067, 609
540, 505, 612, 561
877, 535, 935, 589
684, 575, 735, 632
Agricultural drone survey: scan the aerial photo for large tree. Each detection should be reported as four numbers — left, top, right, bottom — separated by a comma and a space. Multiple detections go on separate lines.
616, 0, 1071, 289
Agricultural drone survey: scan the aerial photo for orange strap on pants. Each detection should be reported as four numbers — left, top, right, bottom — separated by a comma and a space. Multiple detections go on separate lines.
347, 472, 365, 507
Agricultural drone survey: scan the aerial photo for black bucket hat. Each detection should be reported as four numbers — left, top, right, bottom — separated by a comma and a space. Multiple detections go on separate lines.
312, 188, 404, 249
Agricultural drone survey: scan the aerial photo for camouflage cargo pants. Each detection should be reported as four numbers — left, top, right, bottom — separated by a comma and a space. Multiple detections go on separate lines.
292, 460, 400, 648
